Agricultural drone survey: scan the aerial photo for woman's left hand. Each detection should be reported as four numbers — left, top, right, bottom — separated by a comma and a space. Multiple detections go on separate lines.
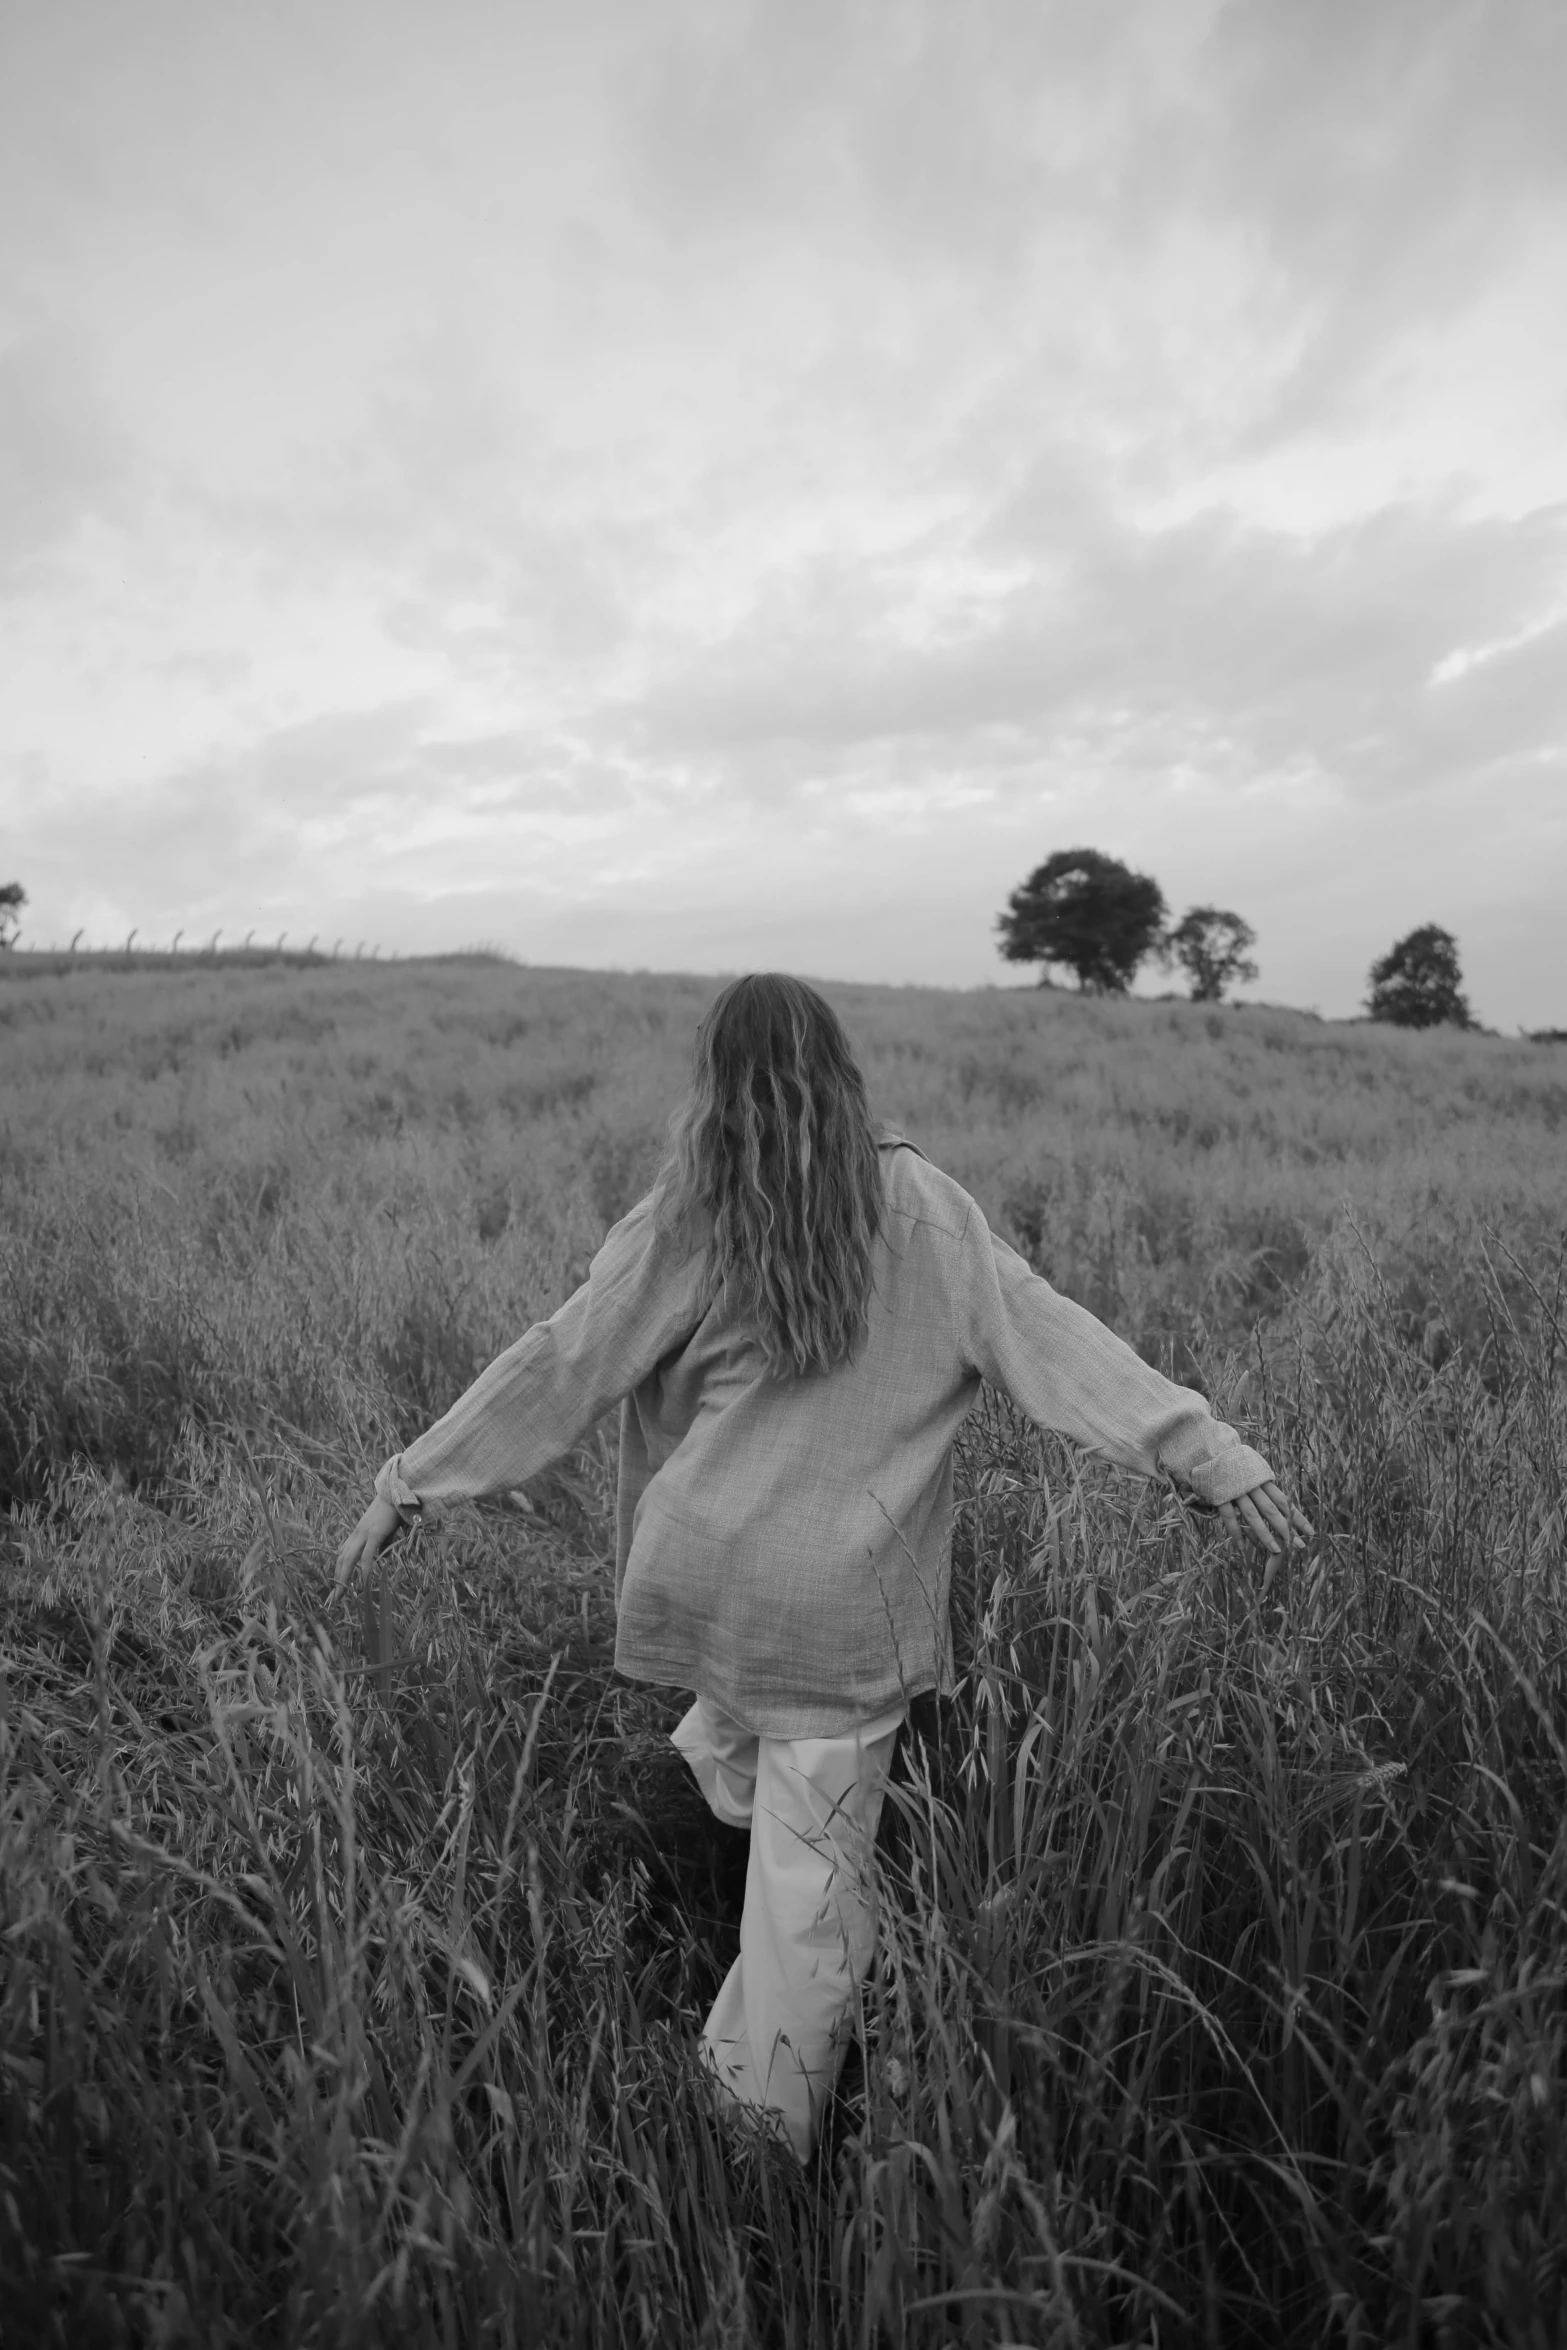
335, 1493, 405, 1587
1218, 1479, 1314, 1559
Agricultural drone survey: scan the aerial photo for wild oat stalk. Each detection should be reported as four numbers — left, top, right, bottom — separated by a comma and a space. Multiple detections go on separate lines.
2, 966, 1563, 2344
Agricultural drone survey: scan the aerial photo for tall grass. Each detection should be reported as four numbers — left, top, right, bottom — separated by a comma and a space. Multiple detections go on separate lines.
1, 960, 1564, 2344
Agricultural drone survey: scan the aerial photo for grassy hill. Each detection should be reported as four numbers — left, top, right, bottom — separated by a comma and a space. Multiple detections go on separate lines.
1, 957, 1563, 2346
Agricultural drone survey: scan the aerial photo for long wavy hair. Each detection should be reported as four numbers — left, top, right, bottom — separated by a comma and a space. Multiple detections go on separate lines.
657, 974, 883, 1377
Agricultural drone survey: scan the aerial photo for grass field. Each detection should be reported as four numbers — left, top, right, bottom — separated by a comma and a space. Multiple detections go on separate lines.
1, 954, 1564, 2347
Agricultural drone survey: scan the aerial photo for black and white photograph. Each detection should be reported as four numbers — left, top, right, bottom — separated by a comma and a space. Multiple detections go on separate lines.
1, 3, 1563, 2342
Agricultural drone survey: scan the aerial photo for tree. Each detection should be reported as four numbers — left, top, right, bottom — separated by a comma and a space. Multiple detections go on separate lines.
1165, 905, 1258, 1002
997, 848, 1166, 993
0, 882, 24, 951
1366, 924, 1471, 1029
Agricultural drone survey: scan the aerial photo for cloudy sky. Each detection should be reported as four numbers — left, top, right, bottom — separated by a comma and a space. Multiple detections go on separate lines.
2, 0, 1564, 1024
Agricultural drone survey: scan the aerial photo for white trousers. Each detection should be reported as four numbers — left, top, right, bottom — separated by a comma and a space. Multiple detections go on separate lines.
671, 1693, 904, 2162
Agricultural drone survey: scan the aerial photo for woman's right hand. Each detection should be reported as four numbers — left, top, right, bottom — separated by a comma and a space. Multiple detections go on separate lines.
1217, 1479, 1314, 1560
335, 1492, 406, 1587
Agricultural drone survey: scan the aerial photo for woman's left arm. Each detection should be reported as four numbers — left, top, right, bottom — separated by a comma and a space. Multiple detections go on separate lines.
336, 1196, 704, 1585
335, 1491, 406, 1583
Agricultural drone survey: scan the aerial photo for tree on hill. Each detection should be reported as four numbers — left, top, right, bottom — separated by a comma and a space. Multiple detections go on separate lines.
997, 848, 1166, 993
0, 882, 24, 951
1366, 924, 1472, 1029
1165, 905, 1258, 1002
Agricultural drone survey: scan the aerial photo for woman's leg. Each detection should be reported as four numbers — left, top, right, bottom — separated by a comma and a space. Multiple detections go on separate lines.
701, 1705, 904, 2161
670, 1694, 759, 1828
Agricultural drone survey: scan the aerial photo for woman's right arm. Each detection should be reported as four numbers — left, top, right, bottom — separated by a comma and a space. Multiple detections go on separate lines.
961, 1208, 1304, 1538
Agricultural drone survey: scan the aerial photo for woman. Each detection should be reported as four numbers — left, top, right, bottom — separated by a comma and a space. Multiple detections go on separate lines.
337, 974, 1309, 2162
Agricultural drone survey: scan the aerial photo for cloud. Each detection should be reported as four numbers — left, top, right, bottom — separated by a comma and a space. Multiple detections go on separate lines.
1, 0, 1565, 1026
0, 331, 130, 581
622, 487, 1567, 813
15, 698, 648, 935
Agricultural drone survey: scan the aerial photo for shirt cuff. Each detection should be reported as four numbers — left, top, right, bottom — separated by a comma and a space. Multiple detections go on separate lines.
374, 1456, 425, 1517
1184, 1443, 1275, 1507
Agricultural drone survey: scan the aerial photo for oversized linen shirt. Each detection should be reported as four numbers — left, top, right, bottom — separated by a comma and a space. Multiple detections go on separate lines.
377, 1138, 1274, 1736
